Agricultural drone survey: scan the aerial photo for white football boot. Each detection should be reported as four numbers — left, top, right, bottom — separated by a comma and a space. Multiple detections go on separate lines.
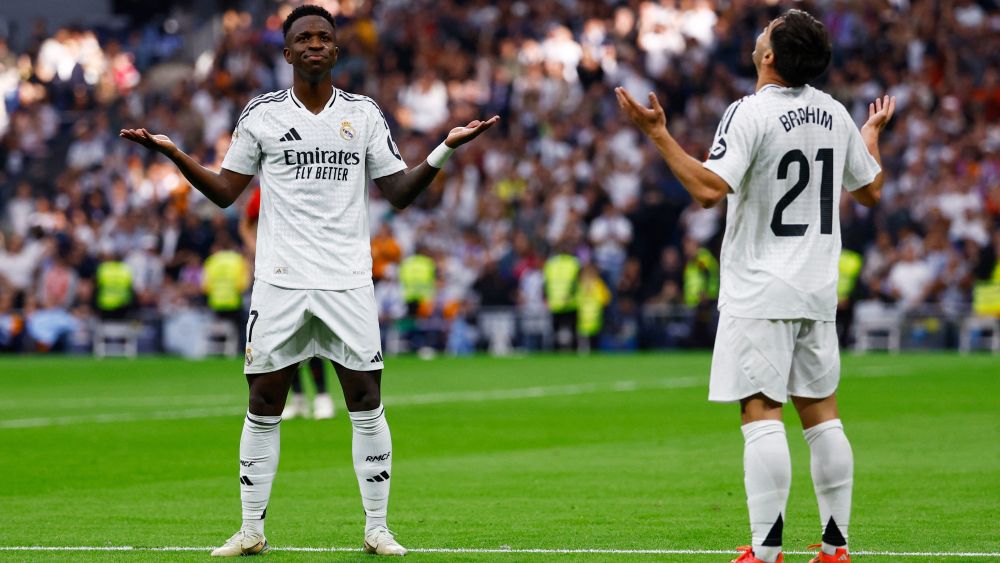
363, 526, 407, 556
313, 393, 335, 420
210, 529, 270, 557
281, 393, 306, 419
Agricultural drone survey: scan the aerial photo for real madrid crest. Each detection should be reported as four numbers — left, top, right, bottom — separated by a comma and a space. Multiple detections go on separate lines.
245, 346, 254, 366
340, 121, 356, 141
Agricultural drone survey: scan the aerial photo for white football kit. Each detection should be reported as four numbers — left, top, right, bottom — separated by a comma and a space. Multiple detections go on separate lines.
223, 88, 406, 373
702, 84, 880, 402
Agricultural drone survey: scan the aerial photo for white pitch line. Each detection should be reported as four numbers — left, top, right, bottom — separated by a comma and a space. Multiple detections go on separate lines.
0, 546, 997, 557
0, 377, 704, 430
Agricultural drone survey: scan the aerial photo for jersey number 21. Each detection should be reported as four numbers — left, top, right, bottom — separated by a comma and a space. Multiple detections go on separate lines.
771, 148, 834, 237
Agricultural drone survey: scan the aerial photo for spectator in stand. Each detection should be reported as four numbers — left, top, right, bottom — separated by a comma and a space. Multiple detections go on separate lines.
0, 0, 996, 354
0, 231, 50, 306
589, 201, 633, 287
0, 286, 25, 352
38, 245, 78, 311
474, 259, 517, 308
25, 291, 81, 352
398, 69, 450, 135
371, 223, 402, 284
646, 246, 684, 307
886, 242, 935, 311
125, 234, 165, 310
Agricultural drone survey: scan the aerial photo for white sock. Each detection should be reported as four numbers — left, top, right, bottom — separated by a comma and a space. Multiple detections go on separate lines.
742, 420, 790, 563
240, 412, 281, 535
803, 419, 853, 555
350, 404, 392, 533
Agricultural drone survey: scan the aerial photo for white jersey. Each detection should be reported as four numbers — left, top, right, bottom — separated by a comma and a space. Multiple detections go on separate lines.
702, 84, 880, 321
222, 88, 407, 290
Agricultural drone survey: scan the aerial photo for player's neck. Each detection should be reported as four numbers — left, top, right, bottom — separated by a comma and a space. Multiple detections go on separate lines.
292, 78, 334, 114
756, 68, 790, 91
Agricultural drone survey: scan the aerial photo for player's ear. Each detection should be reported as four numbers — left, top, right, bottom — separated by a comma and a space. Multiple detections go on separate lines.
283, 46, 292, 65
761, 46, 774, 67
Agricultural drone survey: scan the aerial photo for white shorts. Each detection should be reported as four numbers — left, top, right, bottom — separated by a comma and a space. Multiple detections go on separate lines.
709, 312, 840, 403
243, 281, 384, 374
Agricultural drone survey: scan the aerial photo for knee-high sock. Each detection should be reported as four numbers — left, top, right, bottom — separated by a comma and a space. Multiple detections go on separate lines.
743, 420, 791, 563
240, 412, 281, 535
350, 404, 392, 533
803, 419, 853, 555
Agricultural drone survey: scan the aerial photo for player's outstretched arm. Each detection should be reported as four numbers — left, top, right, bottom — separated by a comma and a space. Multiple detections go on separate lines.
375, 116, 500, 209
119, 128, 254, 208
615, 87, 729, 208
851, 95, 896, 208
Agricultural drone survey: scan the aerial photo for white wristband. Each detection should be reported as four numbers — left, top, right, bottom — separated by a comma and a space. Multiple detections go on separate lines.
426, 142, 454, 169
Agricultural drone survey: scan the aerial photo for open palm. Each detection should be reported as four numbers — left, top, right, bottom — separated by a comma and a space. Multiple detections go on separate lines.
119, 128, 177, 155
444, 116, 500, 148
862, 95, 896, 135
615, 87, 666, 137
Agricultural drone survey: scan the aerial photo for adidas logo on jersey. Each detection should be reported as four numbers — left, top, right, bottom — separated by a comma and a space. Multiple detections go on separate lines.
278, 127, 302, 142
370, 351, 383, 363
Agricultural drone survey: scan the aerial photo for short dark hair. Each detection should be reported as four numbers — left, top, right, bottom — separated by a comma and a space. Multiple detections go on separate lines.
770, 9, 831, 87
282, 4, 336, 40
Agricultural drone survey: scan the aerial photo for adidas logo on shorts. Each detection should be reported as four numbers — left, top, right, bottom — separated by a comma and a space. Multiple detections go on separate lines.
370, 351, 383, 363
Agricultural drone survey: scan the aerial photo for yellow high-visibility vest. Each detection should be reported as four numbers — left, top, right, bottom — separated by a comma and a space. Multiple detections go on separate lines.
202, 250, 249, 312
96, 261, 132, 311
577, 275, 610, 336
683, 248, 719, 306
838, 249, 863, 300
543, 254, 580, 313
400, 255, 436, 303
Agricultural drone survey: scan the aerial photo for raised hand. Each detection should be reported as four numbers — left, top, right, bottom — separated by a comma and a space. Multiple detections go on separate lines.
615, 87, 666, 138
861, 95, 896, 136
119, 128, 177, 156
444, 116, 500, 148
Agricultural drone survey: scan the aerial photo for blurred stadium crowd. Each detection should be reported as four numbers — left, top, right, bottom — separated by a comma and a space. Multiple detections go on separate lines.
0, 0, 998, 355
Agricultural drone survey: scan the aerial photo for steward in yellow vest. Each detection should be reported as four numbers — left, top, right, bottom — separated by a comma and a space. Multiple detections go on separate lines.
577, 264, 610, 351
544, 252, 580, 350
203, 249, 250, 313
683, 247, 719, 307
399, 253, 436, 318
96, 260, 133, 319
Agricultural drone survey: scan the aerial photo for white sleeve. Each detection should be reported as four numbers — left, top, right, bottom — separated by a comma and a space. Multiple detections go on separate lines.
366, 103, 407, 180
702, 98, 760, 195
221, 116, 261, 176
842, 113, 880, 191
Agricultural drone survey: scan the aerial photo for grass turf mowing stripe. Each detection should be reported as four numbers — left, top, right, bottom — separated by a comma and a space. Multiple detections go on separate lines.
1, 547, 998, 557
0, 376, 704, 429
0, 361, 946, 429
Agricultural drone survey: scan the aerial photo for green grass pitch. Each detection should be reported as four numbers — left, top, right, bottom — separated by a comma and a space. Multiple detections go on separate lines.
1, 353, 998, 562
